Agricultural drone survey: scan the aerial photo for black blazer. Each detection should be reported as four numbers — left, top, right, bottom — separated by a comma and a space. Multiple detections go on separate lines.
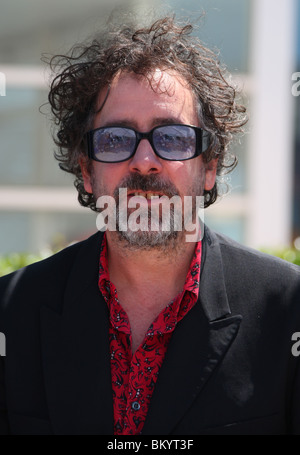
0, 226, 300, 435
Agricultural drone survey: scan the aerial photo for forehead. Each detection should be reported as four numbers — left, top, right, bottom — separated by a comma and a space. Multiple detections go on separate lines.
93, 69, 199, 129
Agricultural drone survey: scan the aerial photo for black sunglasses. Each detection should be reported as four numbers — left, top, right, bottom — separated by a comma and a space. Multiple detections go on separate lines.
85, 124, 208, 163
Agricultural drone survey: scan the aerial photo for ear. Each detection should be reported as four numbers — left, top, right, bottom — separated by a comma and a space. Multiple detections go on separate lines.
79, 157, 93, 194
204, 158, 218, 191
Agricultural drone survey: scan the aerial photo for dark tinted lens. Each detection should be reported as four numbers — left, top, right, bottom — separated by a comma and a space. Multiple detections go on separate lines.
92, 127, 136, 162
153, 125, 196, 160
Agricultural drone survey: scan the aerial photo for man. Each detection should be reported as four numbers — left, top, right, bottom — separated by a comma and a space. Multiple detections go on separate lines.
0, 16, 300, 435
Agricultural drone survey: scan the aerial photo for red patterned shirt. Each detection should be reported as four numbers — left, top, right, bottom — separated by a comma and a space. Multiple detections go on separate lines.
98, 233, 201, 435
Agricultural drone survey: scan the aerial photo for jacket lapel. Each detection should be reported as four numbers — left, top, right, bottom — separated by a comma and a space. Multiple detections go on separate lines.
40, 232, 114, 435
142, 227, 242, 435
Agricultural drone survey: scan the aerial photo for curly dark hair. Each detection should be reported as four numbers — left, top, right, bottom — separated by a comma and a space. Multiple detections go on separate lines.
46, 16, 247, 210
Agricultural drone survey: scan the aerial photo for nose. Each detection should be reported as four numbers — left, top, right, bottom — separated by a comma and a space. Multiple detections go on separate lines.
128, 138, 163, 175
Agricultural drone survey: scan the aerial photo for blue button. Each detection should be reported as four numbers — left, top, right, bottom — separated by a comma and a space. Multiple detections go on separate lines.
132, 401, 140, 411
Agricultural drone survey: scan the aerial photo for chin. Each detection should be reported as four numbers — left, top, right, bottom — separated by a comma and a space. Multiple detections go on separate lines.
116, 228, 180, 251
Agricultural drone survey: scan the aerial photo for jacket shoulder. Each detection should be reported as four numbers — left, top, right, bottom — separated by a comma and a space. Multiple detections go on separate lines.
0, 231, 102, 316
205, 228, 300, 301
214, 230, 299, 274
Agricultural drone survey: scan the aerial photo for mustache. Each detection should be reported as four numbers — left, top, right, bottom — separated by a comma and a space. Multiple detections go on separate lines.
113, 174, 180, 199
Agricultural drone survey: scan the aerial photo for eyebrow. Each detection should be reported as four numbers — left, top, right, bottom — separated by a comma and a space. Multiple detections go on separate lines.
100, 117, 187, 130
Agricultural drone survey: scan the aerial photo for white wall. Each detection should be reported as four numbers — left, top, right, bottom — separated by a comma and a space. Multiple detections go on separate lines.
247, 0, 297, 248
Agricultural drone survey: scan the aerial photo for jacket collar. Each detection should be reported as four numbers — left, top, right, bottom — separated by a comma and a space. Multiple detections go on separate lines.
142, 226, 242, 434
40, 231, 114, 434
199, 225, 232, 321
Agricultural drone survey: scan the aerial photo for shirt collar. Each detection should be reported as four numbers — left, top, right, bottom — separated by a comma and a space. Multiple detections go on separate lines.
99, 232, 201, 299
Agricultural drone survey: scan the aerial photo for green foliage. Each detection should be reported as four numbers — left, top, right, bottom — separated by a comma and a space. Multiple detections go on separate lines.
0, 234, 67, 277
0, 246, 299, 278
0, 251, 52, 277
260, 248, 300, 266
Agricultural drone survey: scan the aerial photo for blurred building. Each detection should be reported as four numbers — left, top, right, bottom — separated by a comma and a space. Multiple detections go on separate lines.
0, 0, 298, 253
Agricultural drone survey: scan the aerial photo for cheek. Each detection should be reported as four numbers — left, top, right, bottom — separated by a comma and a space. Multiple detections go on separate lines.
172, 161, 207, 198
167, 160, 202, 186
91, 162, 128, 195
204, 158, 218, 191
79, 159, 93, 194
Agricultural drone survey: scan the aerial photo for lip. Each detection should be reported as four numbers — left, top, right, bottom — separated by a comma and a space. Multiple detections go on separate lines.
127, 191, 165, 199
126, 192, 166, 208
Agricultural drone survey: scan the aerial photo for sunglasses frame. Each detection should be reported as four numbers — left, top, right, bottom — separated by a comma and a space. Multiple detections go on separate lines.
85, 123, 205, 163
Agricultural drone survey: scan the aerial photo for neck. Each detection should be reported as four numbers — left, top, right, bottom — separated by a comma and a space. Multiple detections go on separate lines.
105, 229, 198, 353
106, 229, 196, 292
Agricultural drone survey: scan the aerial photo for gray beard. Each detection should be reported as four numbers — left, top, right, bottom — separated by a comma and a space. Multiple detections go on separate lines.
92, 171, 205, 252
115, 203, 182, 251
